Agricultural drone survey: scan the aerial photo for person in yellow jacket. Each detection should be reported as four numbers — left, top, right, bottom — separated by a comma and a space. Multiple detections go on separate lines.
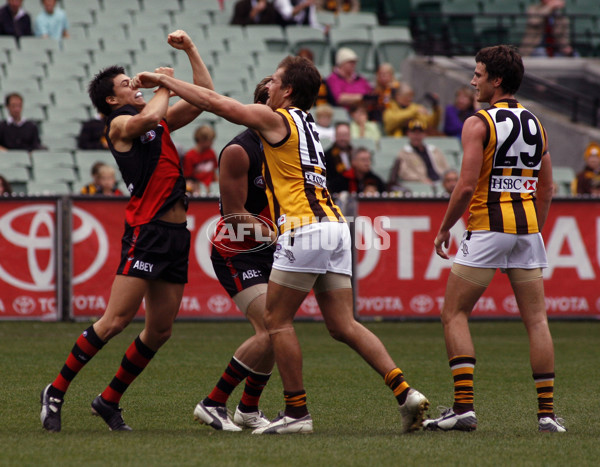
382, 83, 440, 137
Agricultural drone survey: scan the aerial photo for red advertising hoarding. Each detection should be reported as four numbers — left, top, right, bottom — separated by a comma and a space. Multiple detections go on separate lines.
1, 198, 598, 320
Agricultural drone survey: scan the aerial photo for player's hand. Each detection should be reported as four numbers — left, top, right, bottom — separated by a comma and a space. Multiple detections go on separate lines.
168, 30, 193, 50
154, 66, 174, 77
130, 71, 161, 89
434, 230, 450, 259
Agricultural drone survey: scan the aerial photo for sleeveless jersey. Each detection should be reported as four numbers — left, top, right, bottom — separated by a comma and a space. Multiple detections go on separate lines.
105, 105, 186, 227
468, 99, 548, 234
212, 129, 273, 254
260, 107, 344, 234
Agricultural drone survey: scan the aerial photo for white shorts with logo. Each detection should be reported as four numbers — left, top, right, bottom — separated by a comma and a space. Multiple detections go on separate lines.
272, 221, 352, 276
453, 230, 548, 269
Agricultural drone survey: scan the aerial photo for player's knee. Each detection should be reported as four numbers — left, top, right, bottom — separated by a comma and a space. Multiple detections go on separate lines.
326, 320, 356, 343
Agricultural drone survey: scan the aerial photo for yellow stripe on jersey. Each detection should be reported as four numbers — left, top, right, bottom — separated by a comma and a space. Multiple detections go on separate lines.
261, 107, 344, 234
467, 99, 547, 234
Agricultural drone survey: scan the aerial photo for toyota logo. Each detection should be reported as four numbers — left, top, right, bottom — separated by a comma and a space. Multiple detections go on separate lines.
0, 205, 108, 291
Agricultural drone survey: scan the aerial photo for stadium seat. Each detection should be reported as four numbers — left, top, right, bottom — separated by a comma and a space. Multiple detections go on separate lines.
286, 27, 330, 67
75, 150, 117, 182
371, 26, 413, 68
424, 136, 462, 167
31, 151, 76, 170
352, 137, 379, 154
0, 150, 32, 170
0, 166, 31, 184
553, 166, 576, 193
401, 180, 436, 196
26, 181, 72, 195
329, 27, 374, 73
336, 12, 379, 29
32, 166, 78, 184
244, 25, 289, 53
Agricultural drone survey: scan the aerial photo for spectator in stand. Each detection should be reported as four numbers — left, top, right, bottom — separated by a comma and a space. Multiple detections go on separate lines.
274, 0, 320, 29
317, 0, 359, 13
0, 0, 32, 37
80, 162, 123, 196
33, 0, 68, 42
441, 168, 458, 196
572, 142, 600, 195
314, 103, 335, 141
296, 47, 335, 107
383, 83, 440, 137
77, 114, 108, 150
520, 0, 576, 57
183, 124, 218, 195
443, 86, 476, 138
329, 146, 386, 195
0, 174, 12, 195
387, 119, 449, 190
0, 92, 45, 151
324, 121, 352, 184
349, 102, 380, 143
365, 62, 401, 123
326, 47, 372, 109
230, 0, 284, 25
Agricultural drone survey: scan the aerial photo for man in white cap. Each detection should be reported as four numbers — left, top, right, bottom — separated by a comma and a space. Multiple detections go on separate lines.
326, 46, 372, 109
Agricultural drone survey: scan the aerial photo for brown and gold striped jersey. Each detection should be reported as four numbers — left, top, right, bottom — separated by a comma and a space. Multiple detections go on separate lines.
467, 99, 548, 234
260, 107, 344, 234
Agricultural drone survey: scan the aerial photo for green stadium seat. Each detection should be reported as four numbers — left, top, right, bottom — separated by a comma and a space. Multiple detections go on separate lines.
286, 27, 330, 67
337, 12, 379, 29
329, 27, 374, 72
245, 25, 288, 53
26, 181, 72, 195
371, 26, 413, 68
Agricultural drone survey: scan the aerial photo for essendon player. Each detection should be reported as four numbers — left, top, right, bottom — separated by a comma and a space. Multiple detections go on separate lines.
193, 77, 278, 432
40, 30, 211, 432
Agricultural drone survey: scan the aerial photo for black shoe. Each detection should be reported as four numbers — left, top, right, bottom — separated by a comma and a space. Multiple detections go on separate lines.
40, 384, 63, 432
91, 395, 132, 431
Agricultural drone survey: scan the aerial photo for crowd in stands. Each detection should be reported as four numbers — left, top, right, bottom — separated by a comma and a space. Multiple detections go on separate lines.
0, 0, 596, 198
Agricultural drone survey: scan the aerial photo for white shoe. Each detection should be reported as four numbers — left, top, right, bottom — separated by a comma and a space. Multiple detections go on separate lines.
539, 416, 567, 433
233, 406, 270, 429
423, 406, 477, 432
399, 388, 430, 433
193, 401, 241, 431
252, 411, 313, 435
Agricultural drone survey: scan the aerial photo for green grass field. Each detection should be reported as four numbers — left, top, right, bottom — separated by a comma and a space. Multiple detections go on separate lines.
1, 320, 598, 466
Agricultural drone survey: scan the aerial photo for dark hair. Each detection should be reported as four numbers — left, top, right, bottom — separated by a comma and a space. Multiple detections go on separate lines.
277, 56, 321, 111
88, 65, 126, 117
475, 45, 524, 95
254, 76, 271, 104
4, 92, 23, 107
0, 174, 12, 195
90, 161, 107, 177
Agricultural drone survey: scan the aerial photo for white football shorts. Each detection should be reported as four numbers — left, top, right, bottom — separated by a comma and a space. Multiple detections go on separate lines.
272, 221, 352, 276
453, 230, 548, 269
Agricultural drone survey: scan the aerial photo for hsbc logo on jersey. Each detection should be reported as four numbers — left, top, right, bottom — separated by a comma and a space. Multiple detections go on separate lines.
490, 176, 537, 193
140, 130, 156, 144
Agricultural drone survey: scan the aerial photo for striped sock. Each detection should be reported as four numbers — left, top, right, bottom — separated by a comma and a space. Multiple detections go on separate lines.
284, 390, 308, 418
450, 355, 476, 414
50, 325, 105, 399
238, 370, 271, 413
204, 357, 250, 407
101, 336, 155, 405
384, 367, 410, 405
533, 372, 555, 420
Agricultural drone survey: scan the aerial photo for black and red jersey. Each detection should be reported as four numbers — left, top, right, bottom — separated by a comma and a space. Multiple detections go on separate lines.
212, 128, 273, 254
105, 104, 186, 226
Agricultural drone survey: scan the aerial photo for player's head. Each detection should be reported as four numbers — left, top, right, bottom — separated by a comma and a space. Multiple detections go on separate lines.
475, 45, 524, 95
89, 65, 144, 116
269, 56, 321, 111
254, 76, 271, 105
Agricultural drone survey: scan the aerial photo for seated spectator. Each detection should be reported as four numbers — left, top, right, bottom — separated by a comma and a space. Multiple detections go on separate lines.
230, 0, 284, 26
297, 48, 335, 106
382, 83, 440, 137
314, 103, 335, 140
80, 162, 123, 196
329, 146, 386, 195
441, 168, 458, 195
349, 103, 380, 142
326, 47, 372, 109
317, 0, 359, 13
443, 85, 476, 138
520, 0, 576, 57
364, 62, 401, 122
0, 92, 45, 151
33, 0, 68, 42
0, 0, 32, 37
183, 125, 218, 195
274, 0, 321, 29
0, 173, 12, 195
387, 120, 449, 190
324, 121, 352, 184
573, 142, 600, 195
77, 114, 108, 150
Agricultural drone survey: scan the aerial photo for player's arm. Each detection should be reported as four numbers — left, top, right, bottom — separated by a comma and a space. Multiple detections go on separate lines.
165, 30, 214, 131
219, 144, 276, 242
434, 115, 484, 259
535, 151, 553, 231
131, 72, 287, 142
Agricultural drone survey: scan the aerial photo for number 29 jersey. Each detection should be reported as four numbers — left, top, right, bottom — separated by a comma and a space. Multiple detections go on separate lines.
468, 99, 548, 235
